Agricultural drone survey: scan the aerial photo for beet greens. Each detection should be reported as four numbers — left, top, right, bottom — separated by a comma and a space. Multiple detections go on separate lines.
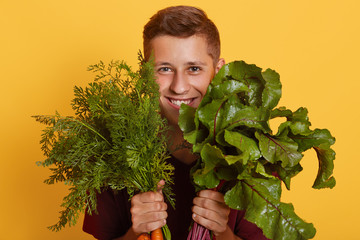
179, 60, 335, 240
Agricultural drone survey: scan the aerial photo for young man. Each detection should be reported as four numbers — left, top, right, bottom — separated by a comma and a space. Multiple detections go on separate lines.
83, 6, 269, 240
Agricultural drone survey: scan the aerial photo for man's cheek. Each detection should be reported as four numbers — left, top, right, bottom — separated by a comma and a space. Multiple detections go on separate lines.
154, 75, 161, 86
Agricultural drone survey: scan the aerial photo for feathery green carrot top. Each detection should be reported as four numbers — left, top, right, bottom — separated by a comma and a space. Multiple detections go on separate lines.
33, 53, 174, 237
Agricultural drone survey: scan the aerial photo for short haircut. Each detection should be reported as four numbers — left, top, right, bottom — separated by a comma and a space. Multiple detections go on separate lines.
143, 5, 221, 65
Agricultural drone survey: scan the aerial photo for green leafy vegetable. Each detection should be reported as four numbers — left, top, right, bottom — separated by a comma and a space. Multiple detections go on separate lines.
33, 54, 174, 238
179, 60, 336, 240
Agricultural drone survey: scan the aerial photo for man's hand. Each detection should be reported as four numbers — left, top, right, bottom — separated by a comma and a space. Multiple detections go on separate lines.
192, 190, 231, 236
130, 180, 168, 235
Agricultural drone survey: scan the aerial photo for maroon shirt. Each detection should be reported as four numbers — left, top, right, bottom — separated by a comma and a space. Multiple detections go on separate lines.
83, 156, 269, 240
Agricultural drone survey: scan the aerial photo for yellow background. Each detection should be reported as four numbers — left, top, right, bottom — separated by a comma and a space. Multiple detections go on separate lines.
1, 0, 359, 239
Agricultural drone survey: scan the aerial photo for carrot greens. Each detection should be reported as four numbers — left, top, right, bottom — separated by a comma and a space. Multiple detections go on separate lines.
33, 54, 174, 239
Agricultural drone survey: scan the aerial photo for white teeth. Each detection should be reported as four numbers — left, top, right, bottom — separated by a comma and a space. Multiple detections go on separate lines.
170, 99, 191, 106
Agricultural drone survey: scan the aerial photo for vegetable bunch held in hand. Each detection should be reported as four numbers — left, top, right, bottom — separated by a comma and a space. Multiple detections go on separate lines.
179, 60, 336, 240
33, 54, 174, 239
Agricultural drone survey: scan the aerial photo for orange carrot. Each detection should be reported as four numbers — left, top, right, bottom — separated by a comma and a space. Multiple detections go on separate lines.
137, 233, 151, 240
150, 228, 163, 240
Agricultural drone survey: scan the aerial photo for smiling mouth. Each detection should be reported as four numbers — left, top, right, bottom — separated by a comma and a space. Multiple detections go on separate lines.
168, 98, 193, 107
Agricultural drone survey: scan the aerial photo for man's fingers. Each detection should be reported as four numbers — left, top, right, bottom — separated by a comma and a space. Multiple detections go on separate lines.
192, 211, 227, 234
131, 199, 167, 214
135, 219, 167, 234
197, 189, 225, 203
132, 209, 168, 225
132, 191, 164, 203
192, 189, 230, 235
130, 186, 168, 235
192, 204, 218, 221
193, 196, 228, 213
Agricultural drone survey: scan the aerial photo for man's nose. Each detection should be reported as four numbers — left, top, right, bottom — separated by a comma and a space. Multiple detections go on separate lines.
170, 72, 191, 94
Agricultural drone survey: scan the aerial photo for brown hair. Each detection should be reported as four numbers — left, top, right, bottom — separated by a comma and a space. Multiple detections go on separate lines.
143, 6, 221, 65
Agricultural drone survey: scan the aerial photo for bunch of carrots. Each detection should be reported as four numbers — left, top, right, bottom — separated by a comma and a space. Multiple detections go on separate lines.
138, 229, 163, 240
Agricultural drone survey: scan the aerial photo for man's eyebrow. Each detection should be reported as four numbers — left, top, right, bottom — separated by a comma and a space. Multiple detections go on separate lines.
186, 61, 207, 66
155, 62, 172, 67
154, 61, 208, 67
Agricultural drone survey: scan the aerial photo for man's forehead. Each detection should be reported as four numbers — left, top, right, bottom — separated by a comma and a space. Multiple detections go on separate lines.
150, 35, 213, 65
150, 34, 209, 52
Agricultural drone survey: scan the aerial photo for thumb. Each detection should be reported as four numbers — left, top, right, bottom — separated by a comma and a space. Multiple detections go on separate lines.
157, 179, 165, 193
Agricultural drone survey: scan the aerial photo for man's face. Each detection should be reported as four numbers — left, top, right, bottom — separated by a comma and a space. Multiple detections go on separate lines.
151, 35, 224, 127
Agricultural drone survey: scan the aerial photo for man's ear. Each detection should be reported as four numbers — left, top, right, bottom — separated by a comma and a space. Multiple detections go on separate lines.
215, 58, 225, 74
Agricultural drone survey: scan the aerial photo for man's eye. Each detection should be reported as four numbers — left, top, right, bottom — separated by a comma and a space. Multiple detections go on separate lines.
158, 67, 172, 72
189, 66, 201, 72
